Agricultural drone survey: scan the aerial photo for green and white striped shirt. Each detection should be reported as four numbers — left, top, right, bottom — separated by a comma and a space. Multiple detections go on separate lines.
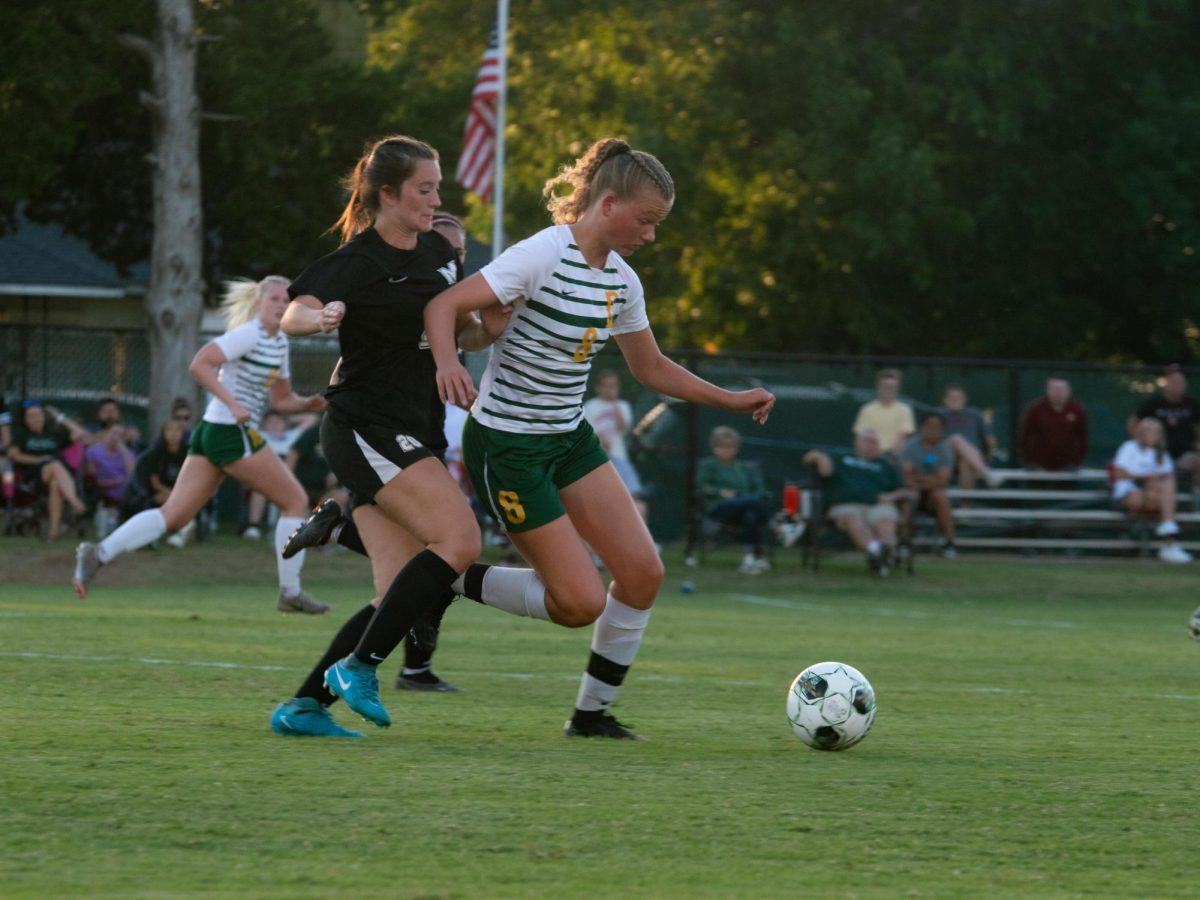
204, 320, 290, 430
475, 225, 649, 434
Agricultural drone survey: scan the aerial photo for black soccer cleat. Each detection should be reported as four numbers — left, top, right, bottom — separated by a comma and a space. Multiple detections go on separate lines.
282, 499, 344, 559
564, 712, 645, 741
395, 671, 462, 692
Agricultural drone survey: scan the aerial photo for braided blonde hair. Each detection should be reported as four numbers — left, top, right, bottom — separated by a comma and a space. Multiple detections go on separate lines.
219, 275, 290, 329
543, 138, 674, 225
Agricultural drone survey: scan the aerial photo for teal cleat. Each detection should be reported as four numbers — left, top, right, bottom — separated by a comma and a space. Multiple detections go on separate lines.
324, 655, 391, 728
270, 697, 364, 738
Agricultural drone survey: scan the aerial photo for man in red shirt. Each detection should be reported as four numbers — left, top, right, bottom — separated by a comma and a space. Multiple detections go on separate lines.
1019, 375, 1089, 470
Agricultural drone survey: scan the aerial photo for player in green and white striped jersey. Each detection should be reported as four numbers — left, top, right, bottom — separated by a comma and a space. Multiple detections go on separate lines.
425, 138, 775, 740
73, 276, 329, 614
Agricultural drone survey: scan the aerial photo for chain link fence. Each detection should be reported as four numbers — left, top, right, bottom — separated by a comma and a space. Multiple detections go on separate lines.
4, 324, 1185, 540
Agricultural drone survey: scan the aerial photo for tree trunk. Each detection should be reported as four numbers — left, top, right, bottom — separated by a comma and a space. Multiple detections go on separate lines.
130, 0, 203, 430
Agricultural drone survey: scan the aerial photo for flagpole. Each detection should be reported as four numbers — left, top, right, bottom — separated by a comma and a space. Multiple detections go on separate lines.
491, 0, 508, 259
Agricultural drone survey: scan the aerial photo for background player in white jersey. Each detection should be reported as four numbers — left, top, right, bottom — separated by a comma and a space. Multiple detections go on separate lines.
424, 138, 775, 739
73, 277, 330, 614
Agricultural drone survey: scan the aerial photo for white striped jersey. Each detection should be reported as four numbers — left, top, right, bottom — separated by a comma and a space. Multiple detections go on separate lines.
203, 320, 290, 430
474, 225, 649, 434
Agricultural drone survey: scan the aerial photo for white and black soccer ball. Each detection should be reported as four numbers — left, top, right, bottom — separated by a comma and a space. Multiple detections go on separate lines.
786, 661, 876, 751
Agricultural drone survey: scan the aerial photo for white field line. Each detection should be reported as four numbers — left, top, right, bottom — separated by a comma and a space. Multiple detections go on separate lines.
1, 650, 1196, 702
731, 594, 1078, 629
0, 650, 291, 671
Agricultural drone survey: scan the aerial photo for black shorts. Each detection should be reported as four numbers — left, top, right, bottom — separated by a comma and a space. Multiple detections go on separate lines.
320, 408, 439, 503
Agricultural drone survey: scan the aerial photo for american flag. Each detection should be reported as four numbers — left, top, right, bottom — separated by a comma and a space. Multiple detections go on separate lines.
456, 25, 500, 202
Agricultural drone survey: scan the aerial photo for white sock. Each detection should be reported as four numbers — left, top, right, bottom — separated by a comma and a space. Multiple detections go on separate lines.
470, 566, 551, 620
574, 595, 652, 713
867, 539, 881, 556
276, 516, 305, 596
97, 509, 166, 564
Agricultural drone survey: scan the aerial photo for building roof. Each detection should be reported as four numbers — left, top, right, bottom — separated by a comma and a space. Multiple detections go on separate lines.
0, 211, 148, 299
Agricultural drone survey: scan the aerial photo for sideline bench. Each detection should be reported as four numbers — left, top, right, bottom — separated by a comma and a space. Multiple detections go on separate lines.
920, 468, 1200, 555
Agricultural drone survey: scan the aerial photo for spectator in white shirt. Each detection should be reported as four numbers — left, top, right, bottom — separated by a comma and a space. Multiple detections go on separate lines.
1112, 417, 1191, 563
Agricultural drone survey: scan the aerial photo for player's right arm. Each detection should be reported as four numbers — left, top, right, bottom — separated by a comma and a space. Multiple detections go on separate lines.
188, 342, 249, 424
424, 273, 501, 407
281, 296, 345, 337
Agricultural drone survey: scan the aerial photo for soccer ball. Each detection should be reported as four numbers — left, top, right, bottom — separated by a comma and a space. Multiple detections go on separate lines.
786, 661, 876, 751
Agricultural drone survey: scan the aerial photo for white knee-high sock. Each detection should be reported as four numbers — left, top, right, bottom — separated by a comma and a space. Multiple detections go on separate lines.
97, 509, 166, 564
276, 516, 305, 596
574, 594, 651, 713
456, 565, 550, 620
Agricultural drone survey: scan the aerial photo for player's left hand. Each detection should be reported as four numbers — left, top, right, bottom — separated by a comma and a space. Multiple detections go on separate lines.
436, 362, 478, 408
305, 395, 327, 413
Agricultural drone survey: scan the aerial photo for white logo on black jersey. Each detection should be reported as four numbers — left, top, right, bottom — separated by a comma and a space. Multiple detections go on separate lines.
389, 275, 409, 283
437, 262, 457, 285
395, 434, 421, 452
418, 330, 430, 350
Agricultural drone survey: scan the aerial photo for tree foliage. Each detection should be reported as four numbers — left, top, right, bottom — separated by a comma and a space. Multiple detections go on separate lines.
3, 0, 1197, 361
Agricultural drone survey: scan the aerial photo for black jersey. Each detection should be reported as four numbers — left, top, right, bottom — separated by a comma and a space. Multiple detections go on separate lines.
289, 227, 462, 449
1136, 392, 1200, 460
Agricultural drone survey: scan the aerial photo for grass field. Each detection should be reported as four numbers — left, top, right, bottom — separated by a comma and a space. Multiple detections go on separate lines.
1, 536, 1198, 898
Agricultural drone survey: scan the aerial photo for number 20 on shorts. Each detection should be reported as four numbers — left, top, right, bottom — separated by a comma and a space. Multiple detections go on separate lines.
497, 490, 526, 525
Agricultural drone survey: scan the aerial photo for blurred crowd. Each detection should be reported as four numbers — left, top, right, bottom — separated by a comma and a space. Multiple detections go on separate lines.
0, 394, 342, 547
5, 363, 1197, 573
691, 365, 1199, 575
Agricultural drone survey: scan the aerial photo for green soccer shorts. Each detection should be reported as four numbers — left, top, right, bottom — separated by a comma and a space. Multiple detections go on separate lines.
188, 420, 267, 468
462, 415, 610, 533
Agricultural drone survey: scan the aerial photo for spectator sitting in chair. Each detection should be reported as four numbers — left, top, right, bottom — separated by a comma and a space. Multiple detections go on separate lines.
169, 396, 195, 438
1112, 417, 1192, 564
697, 425, 772, 574
853, 368, 916, 456
145, 418, 189, 510
802, 428, 907, 577
898, 412, 959, 559
940, 385, 1001, 489
7, 400, 89, 540
84, 424, 136, 538
123, 417, 197, 549
1131, 363, 1200, 490
89, 396, 142, 450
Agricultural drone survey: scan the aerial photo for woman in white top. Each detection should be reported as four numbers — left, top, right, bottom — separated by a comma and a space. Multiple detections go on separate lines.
73, 276, 331, 609
1112, 417, 1191, 563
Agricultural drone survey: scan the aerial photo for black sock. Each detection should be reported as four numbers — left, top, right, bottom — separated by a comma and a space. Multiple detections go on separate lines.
403, 587, 455, 670
295, 603, 376, 705
460, 562, 490, 603
336, 517, 367, 556
353, 549, 458, 665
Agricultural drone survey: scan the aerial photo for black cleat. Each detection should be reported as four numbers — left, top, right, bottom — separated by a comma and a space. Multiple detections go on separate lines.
395, 671, 462, 692
564, 712, 645, 741
282, 499, 343, 559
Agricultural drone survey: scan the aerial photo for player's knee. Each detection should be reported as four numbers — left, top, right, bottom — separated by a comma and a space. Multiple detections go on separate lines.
553, 590, 606, 628
613, 555, 663, 606
279, 487, 309, 517
436, 528, 481, 573
639, 553, 665, 594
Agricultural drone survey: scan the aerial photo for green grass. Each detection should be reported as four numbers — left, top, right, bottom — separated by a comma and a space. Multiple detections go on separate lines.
1, 537, 1198, 898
